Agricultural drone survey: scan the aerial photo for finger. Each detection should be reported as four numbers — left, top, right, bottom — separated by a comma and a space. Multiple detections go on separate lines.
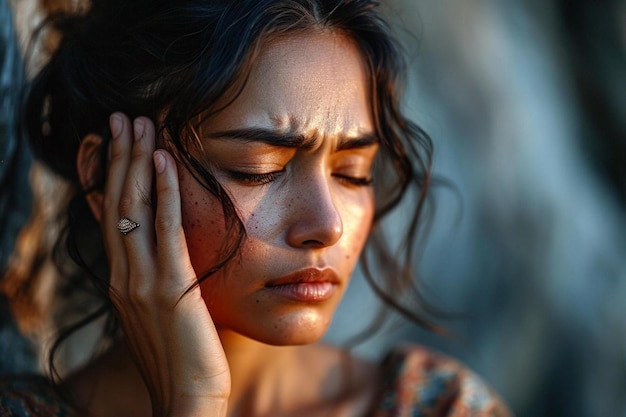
120, 117, 158, 276
152, 150, 197, 291
102, 112, 132, 284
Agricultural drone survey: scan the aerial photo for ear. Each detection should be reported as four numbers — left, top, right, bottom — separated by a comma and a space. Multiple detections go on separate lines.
76, 134, 105, 223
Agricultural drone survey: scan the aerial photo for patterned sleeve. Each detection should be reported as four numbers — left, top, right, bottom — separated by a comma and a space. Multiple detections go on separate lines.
0, 376, 77, 417
370, 345, 513, 417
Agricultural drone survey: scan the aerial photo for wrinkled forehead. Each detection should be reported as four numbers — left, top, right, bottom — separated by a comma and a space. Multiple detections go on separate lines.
204, 31, 374, 143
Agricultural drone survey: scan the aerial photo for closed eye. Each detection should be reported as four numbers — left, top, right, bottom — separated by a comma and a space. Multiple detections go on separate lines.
227, 170, 283, 185
332, 173, 373, 187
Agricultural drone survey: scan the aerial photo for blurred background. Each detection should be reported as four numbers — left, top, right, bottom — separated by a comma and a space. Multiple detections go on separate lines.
2, 0, 625, 416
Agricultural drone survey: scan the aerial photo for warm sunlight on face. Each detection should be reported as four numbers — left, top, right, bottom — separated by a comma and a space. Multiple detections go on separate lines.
177, 32, 377, 345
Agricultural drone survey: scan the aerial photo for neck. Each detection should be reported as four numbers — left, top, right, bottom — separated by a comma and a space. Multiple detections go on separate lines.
65, 330, 377, 417
216, 328, 298, 415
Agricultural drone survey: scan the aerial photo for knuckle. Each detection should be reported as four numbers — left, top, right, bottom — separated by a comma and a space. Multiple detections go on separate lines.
109, 145, 125, 162
154, 212, 179, 234
155, 175, 176, 195
135, 183, 152, 209
118, 194, 134, 215
130, 143, 148, 161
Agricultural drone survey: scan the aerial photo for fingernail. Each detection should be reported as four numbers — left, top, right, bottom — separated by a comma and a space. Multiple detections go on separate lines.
154, 151, 166, 173
134, 118, 145, 141
110, 114, 122, 138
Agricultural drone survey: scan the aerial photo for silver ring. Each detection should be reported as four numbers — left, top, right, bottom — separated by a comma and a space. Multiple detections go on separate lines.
117, 217, 140, 235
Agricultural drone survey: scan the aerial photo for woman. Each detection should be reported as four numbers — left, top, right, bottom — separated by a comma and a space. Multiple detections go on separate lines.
1, 0, 512, 415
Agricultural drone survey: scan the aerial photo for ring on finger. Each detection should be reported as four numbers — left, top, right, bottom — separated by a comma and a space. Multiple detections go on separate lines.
117, 217, 140, 235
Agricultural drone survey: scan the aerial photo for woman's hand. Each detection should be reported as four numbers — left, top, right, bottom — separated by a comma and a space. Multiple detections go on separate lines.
102, 112, 230, 417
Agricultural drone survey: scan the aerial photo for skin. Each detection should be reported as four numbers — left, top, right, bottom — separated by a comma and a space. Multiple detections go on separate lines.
71, 32, 380, 417
184, 32, 377, 345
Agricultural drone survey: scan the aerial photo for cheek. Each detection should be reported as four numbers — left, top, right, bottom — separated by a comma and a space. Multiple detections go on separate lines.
341, 220, 372, 273
224, 186, 285, 244
178, 169, 228, 276
339, 189, 375, 251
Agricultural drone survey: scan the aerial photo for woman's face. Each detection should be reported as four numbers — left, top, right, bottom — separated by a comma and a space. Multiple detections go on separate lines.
178, 32, 377, 345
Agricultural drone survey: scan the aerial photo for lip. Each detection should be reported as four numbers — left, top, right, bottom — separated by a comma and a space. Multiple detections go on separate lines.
264, 268, 340, 303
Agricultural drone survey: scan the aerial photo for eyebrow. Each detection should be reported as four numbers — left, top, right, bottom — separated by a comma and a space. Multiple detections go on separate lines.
207, 127, 379, 151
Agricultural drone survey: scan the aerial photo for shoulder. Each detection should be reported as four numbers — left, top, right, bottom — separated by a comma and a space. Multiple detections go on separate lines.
371, 345, 513, 417
0, 375, 77, 417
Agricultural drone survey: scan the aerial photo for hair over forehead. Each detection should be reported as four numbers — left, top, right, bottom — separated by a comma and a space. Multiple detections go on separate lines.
27, 0, 400, 181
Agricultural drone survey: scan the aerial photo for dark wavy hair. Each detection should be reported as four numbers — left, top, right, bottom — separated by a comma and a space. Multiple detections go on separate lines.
22, 0, 436, 372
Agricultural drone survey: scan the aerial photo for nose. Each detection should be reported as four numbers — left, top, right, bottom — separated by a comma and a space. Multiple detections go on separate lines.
286, 175, 343, 249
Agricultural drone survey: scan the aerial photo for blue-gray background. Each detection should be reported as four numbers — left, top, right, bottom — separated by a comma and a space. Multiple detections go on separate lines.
2, 1, 625, 416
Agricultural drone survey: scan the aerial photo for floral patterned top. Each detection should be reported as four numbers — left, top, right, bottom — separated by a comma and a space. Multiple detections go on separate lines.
0, 376, 74, 417
370, 345, 512, 416
0, 345, 512, 416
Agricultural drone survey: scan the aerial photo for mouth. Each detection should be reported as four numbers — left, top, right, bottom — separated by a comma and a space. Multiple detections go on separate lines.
264, 268, 340, 303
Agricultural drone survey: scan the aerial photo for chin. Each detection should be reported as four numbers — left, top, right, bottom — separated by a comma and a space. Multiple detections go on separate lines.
226, 309, 333, 346
261, 328, 328, 346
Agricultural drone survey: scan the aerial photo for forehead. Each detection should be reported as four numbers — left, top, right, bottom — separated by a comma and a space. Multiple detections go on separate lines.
258, 32, 366, 93
205, 31, 373, 140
